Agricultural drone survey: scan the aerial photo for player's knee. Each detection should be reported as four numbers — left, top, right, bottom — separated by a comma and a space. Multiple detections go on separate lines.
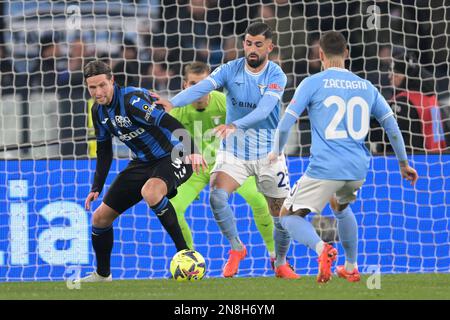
141, 184, 164, 207
291, 208, 311, 218
330, 197, 348, 212
209, 189, 229, 211
92, 210, 113, 228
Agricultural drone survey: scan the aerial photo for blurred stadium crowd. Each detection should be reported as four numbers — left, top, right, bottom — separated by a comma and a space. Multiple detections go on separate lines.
0, 0, 449, 157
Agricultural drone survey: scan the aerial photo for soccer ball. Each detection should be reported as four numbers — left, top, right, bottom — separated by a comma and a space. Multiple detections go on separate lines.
170, 249, 206, 281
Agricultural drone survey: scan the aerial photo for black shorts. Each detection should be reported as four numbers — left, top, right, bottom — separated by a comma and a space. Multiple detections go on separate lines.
103, 155, 193, 213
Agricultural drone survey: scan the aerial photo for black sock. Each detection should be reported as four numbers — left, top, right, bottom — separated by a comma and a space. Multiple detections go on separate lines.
92, 225, 114, 277
151, 197, 188, 251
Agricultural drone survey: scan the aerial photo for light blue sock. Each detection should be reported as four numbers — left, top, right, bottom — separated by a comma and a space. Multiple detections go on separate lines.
280, 215, 322, 252
333, 206, 358, 264
272, 216, 291, 267
210, 189, 243, 250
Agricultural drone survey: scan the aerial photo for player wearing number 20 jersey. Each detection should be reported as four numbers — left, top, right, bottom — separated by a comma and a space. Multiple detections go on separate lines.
271, 31, 417, 284
285, 68, 393, 181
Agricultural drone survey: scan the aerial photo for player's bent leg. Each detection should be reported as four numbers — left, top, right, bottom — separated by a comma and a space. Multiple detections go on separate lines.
330, 204, 359, 280
281, 176, 345, 282
210, 171, 245, 277
92, 202, 120, 227
170, 173, 209, 249
77, 203, 119, 283
141, 178, 189, 251
141, 177, 168, 206
254, 155, 297, 276
265, 196, 297, 275
237, 177, 275, 258
263, 196, 300, 279
280, 207, 336, 283
331, 181, 363, 282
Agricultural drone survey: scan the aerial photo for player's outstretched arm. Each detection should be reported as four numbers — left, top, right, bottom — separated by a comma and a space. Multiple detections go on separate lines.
169, 79, 216, 108
269, 77, 310, 162
379, 115, 418, 185
372, 87, 418, 185
156, 98, 174, 112
213, 123, 236, 139
399, 160, 418, 185
232, 94, 280, 129
269, 111, 298, 163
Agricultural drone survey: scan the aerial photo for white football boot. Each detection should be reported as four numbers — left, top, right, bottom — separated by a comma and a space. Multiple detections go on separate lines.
73, 271, 112, 283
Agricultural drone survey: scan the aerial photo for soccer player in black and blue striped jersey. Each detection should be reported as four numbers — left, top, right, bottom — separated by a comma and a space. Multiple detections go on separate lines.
78, 60, 207, 282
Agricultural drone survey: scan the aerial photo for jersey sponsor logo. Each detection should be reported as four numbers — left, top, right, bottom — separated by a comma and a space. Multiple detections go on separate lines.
231, 98, 257, 109
268, 83, 282, 91
258, 84, 267, 95
144, 105, 156, 121
101, 118, 109, 124
114, 116, 132, 128
118, 127, 145, 142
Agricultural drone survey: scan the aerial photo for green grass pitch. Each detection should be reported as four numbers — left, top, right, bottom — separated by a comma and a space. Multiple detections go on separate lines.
0, 274, 449, 300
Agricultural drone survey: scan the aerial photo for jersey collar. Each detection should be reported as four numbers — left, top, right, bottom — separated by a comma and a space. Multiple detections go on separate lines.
327, 67, 349, 72
245, 59, 269, 76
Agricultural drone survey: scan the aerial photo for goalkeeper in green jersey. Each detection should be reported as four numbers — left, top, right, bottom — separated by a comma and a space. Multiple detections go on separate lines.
169, 62, 276, 261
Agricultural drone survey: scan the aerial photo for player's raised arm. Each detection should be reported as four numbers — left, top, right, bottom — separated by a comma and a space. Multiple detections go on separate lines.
371, 88, 418, 185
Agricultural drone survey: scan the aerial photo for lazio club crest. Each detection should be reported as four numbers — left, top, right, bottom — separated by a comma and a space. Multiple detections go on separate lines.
258, 84, 267, 95
212, 116, 222, 125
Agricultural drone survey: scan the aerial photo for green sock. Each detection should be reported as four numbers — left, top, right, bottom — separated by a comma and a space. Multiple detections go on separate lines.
170, 172, 210, 250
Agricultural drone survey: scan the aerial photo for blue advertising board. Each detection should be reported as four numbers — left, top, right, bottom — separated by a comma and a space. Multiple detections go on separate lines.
0, 155, 448, 281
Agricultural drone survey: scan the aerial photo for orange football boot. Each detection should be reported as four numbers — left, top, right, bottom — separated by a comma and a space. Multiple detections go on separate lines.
336, 265, 361, 282
223, 245, 247, 277
275, 263, 300, 279
317, 243, 338, 283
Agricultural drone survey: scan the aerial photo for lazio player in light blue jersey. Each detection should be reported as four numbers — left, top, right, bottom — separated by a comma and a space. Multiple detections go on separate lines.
270, 32, 418, 283
158, 22, 298, 279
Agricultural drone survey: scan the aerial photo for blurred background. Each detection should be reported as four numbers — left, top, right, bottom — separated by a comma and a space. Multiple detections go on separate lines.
0, 0, 449, 159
